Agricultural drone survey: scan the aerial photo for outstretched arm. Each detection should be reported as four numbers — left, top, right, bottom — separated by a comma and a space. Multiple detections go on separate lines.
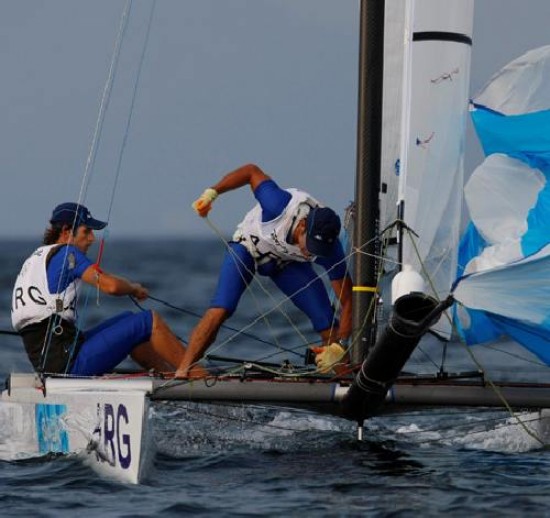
81, 266, 148, 301
193, 163, 270, 217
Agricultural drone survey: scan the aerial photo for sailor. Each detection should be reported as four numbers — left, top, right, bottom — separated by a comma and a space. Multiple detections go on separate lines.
175, 163, 353, 378
11, 202, 205, 377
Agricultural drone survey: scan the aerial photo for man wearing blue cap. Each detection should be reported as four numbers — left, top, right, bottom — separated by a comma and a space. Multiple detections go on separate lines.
12, 202, 204, 377
176, 164, 353, 378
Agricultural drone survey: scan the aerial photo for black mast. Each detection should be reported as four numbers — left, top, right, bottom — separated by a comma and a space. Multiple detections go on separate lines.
352, 0, 385, 364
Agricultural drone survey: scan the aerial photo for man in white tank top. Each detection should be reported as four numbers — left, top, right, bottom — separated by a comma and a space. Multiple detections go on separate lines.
176, 164, 353, 378
12, 202, 206, 377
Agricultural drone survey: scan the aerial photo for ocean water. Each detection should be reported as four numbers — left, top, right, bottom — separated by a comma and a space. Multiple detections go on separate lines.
2, 239, 550, 517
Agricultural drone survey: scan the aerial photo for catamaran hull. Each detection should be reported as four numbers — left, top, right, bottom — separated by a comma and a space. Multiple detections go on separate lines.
389, 381, 550, 409
153, 377, 550, 413
0, 374, 154, 484
4, 372, 550, 483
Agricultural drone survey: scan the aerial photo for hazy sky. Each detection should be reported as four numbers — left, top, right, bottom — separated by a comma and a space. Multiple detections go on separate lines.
1, 0, 549, 239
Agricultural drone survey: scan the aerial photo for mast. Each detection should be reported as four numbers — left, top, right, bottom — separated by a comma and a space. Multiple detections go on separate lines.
343, 0, 475, 424
352, 0, 385, 364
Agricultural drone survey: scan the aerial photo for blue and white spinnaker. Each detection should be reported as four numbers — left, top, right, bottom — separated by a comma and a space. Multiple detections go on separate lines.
454, 45, 550, 364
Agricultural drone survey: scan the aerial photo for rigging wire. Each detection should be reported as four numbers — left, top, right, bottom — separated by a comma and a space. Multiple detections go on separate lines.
66, 0, 141, 372
403, 224, 547, 446
39, 1, 135, 374
172, 208, 392, 378
204, 217, 311, 350
103, 0, 157, 225
195, 215, 366, 374
145, 294, 300, 352
80, 1, 133, 204
41, 1, 159, 374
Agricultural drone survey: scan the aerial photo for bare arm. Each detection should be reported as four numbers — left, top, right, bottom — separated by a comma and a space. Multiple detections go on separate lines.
81, 266, 148, 301
331, 275, 353, 341
210, 163, 270, 194
193, 163, 271, 217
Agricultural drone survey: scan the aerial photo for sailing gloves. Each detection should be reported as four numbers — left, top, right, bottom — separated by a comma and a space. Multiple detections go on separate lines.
192, 188, 218, 217
310, 343, 347, 374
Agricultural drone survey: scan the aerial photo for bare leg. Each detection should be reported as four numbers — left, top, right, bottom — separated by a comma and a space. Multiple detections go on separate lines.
175, 307, 228, 378
131, 343, 173, 372
130, 311, 208, 377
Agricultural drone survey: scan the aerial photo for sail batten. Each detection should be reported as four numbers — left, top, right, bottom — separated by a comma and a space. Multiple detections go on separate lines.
413, 31, 472, 45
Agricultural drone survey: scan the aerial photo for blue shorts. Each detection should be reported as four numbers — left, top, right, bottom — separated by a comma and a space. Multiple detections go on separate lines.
69, 310, 153, 376
210, 243, 336, 332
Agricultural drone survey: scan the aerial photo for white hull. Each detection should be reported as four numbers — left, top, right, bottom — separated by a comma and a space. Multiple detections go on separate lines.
0, 374, 154, 484
4, 371, 550, 484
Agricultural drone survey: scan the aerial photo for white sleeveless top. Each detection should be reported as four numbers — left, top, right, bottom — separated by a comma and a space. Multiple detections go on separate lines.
232, 188, 321, 265
11, 245, 81, 331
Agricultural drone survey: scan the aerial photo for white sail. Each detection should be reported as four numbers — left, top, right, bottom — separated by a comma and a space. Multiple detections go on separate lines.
379, 2, 407, 234
381, 0, 473, 337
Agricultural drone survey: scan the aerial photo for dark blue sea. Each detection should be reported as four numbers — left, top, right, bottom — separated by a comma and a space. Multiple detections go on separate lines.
2, 239, 550, 517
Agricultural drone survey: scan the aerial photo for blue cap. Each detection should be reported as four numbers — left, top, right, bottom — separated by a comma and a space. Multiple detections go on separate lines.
305, 207, 341, 257
50, 203, 107, 230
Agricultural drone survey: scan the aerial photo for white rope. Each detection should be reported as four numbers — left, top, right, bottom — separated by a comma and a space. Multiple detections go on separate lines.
105, 0, 158, 223
193, 215, 374, 375
41, 1, 134, 372
79, 0, 133, 207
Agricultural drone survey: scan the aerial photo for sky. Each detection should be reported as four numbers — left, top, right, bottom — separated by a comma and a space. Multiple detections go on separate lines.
0, 0, 549, 239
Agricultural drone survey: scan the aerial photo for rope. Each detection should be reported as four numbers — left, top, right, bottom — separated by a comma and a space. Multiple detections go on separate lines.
401, 224, 547, 446
200, 215, 362, 375
40, 1, 158, 374
128, 293, 304, 357
204, 217, 310, 351
104, 0, 157, 224
145, 294, 303, 354
80, 0, 133, 204
64, 1, 142, 373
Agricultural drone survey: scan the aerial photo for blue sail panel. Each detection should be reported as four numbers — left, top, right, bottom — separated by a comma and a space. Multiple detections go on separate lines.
472, 107, 550, 258
457, 306, 550, 366
454, 222, 502, 344
454, 46, 550, 364
454, 306, 501, 346
491, 315, 550, 366
471, 106, 550, 169
455, 245, 550, 364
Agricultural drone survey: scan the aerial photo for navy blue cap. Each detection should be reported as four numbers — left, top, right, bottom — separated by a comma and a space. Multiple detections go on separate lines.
305, 207, 341, 257
50, 203, 107, 230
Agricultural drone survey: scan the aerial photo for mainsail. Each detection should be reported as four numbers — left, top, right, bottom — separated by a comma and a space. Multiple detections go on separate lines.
454, 45, 550, 365
379, 0, 474, 339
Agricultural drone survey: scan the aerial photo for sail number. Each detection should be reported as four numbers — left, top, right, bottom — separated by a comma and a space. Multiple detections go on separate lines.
96, 403, 133, 469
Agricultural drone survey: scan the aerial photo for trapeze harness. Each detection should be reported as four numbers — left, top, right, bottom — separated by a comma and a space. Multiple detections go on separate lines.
11, 245, 84, 373
232, 187, 320, 268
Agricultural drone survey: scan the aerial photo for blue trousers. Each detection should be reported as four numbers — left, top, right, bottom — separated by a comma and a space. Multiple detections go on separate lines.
210, 243, 336, 332
70, 310, 153, 376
